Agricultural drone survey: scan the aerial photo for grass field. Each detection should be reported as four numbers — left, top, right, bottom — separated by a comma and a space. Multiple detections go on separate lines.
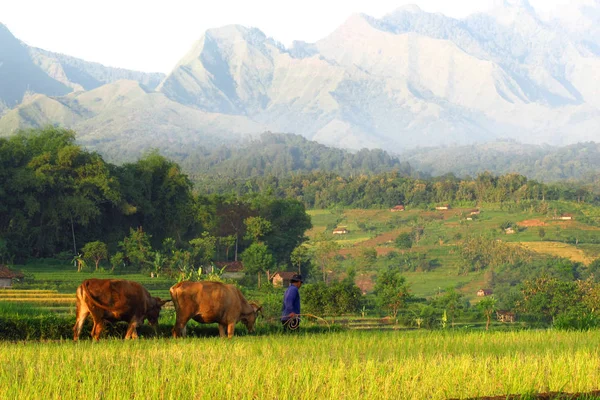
1, 330, 600, 399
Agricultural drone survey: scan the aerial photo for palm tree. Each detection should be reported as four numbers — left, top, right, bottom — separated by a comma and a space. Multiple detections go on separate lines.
72, 254, 87, 272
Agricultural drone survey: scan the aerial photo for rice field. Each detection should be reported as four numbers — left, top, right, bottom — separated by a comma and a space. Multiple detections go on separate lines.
518, 242, 596, 265
1, 330, 600, 399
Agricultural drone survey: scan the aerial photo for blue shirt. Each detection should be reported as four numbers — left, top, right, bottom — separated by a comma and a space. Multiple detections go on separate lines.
281, 284, 300, 321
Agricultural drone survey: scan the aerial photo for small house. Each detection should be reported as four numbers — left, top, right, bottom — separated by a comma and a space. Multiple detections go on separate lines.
477, 289, 493, 297
505, 227, 515, 234
214, 261, 244, 280
496, 310, 516, 323
271, 271, 298, 287
470, 209, 481, 215
390, 205, 405, 212
0, 265, 24, 288
332, 227, 348, 235
435, 205, 450, 211
559, 214, 573, 221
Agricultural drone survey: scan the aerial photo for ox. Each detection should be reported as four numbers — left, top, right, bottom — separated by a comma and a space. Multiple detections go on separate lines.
73, 278, 169, 341
170, 281, 262, 338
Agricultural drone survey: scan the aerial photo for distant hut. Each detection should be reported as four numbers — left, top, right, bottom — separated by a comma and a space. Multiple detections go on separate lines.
477, 289, 493, 297
332, 227, 349, 235
271, 271, 298, 287
390, 205, 405, 212
435, 205, 450, 211
559, 214, 574, 220
0, 265, 24, 288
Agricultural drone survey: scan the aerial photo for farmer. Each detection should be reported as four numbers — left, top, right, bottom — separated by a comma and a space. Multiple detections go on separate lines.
281, 274, 303, 331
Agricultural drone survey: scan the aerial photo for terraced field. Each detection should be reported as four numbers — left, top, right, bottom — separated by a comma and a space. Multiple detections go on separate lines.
519, 242, 595, 265
307, 203, 600, 301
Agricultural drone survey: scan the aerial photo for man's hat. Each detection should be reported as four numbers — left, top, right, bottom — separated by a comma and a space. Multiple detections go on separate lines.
290, 274, 303, 283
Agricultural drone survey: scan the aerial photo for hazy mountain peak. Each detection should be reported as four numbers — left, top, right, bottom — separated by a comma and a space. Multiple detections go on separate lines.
205, 24, 265, 41
322, 13, 375, 39
2, 5, 600, 157
501, 0, 534, 9
490, 0, 539, 24
388, 4, 423, 15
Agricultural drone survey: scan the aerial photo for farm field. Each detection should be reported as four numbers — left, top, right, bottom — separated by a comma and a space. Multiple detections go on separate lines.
1, 330, 600, 399
306, 203, 600, 301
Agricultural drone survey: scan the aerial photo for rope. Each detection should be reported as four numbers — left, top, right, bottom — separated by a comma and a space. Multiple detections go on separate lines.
279, 313, 331, 331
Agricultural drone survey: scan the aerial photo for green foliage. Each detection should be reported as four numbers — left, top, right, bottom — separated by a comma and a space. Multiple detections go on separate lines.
183, 132, 411, 184
515, 277, 600, 328
394, 233, 413, 249
290, 244, 310, 275
189, 232, 217, 267
303, 279, 363, 316
0, 314, 74, 340
373, 268, 411, 318
0, 127, 121, 258
119, 227, 153, 270
243, 216, 272, 242
538, 227, 546, 239
312, 239, 340, 282
110, 252, 125, 271
458, 235, 533, 273
431, 287, 469, 327
477, 296, 497, 330
241, 243, 275, 287
115, 150, 197, 247
81, 241, 108, 270
256, 198, 312, 265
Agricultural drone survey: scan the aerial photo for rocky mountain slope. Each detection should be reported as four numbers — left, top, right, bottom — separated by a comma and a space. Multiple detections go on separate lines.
1, 0, 599, 160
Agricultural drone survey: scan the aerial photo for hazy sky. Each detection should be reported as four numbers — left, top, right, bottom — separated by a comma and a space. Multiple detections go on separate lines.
1, 0, 574, 73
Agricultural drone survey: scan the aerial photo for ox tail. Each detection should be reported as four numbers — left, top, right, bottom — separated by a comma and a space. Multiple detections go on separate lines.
80, 280, 113, 311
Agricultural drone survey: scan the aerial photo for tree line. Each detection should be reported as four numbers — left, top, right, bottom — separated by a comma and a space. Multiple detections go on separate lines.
0, 127, 311, 267
195, 169, 599, 210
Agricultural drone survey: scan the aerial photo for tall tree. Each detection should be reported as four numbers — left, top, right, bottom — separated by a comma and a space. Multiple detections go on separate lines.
374, 268, 411, 319
116, 150, 197, 247
82, 241, 108, 271
477, 296, 497, 331
241, 242, 275, 288
257, 198, 312, 264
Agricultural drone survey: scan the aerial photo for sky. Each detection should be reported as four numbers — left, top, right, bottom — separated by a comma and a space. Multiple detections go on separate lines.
0, 0, 575, 73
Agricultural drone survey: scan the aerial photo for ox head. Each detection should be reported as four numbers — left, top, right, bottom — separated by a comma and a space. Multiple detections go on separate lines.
146, 297, 171, 326
240, 303, 263, 333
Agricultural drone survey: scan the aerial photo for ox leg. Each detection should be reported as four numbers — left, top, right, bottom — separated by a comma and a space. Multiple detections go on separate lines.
172, 314, 190, 338
92, 320, 105, 341
125, 320, 139, 340
89, 309, 105, 341
226, 323, 235, 338
73, 302, 90, 341
218, 323, 226, 338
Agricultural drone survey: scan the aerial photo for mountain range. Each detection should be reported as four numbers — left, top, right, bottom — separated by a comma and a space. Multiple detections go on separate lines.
1, 0, 599, 161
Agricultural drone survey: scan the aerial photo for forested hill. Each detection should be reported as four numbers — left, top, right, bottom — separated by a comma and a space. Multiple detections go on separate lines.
171, 132, 415, 182
404, 141, 600, 183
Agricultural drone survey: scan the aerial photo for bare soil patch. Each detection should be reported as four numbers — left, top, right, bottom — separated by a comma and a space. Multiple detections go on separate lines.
517, 219, 546, 227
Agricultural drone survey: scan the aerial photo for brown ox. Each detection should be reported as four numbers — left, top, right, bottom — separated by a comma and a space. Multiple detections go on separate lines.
73, 278, 169, 341
170, 281, 262, 338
